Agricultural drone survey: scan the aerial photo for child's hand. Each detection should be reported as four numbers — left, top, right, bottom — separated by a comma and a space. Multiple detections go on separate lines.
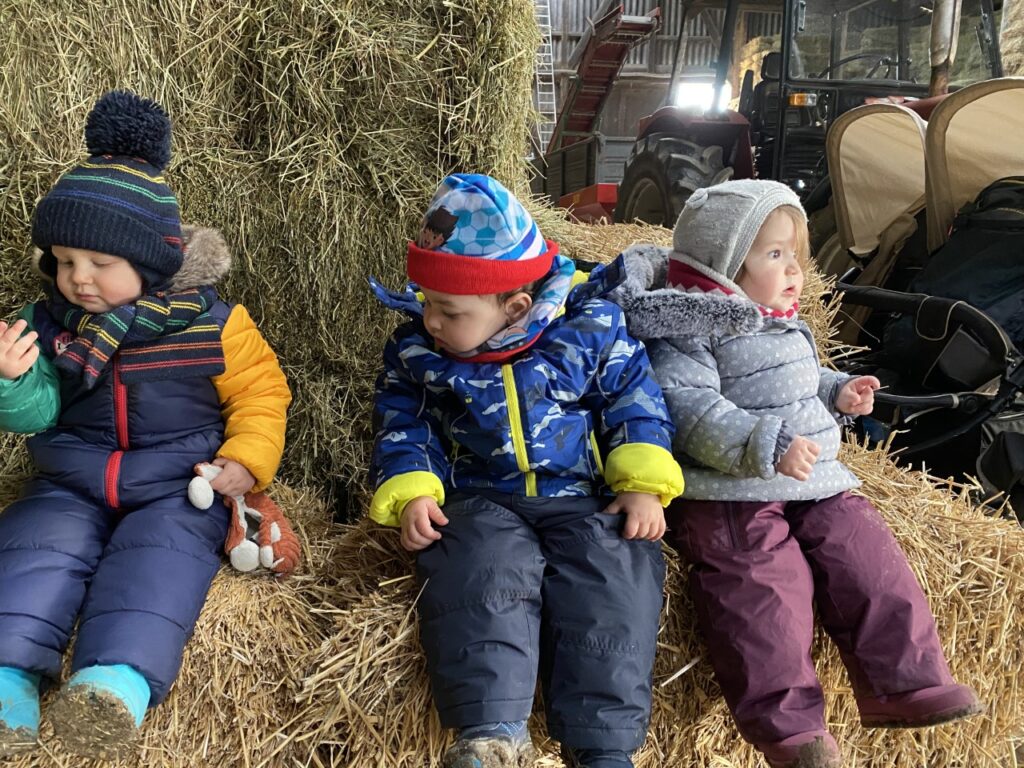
0, 320, 40, 381
604, 492, 666, 541
400, 496, 449, 551
836, 376, 881, 416
209, 457, 257, 497
777, 436, 821, 481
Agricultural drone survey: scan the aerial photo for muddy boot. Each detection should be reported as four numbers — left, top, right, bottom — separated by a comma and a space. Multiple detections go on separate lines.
48, 664, 149, 759
0, 668, 40, 757
858, 683, 983, 728
756, 731, 842, 768
443, 721, 537, 768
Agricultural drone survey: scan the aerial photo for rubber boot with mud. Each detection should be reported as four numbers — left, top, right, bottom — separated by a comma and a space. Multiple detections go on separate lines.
48, 664, 149, 760
0, 667, 40, 757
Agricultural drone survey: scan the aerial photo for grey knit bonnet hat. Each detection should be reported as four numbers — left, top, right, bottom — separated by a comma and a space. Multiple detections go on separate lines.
667, 179, 805, 294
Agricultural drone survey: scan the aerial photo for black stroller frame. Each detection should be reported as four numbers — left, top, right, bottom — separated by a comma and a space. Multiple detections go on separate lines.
838, 279, 1024, 519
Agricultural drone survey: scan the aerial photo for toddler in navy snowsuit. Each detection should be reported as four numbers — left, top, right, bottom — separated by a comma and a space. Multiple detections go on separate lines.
0, 92, 290, 758
613, 179, 982, 768
369, 174, 685, 768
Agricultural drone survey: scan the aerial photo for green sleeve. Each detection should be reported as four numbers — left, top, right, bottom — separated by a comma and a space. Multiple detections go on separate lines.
0, 305, 61, 434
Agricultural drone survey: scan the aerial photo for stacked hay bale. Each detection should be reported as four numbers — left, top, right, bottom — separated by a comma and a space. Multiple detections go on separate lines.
0, 0, 539, 511
0, 0, 535, 765
1004, 0, 1024, 76
291, 223, 1024, 767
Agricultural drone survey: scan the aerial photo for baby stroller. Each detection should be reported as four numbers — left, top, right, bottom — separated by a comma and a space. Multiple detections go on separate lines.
829, 78, 1024, 521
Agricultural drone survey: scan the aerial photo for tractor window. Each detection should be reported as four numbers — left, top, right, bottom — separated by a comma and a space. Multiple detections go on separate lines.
792, 0, 931, 83
949, 1, 1002, 87
790, 0, 998, 86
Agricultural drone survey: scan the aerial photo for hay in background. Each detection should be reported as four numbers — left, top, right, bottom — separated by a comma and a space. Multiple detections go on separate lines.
0, 0, 539, 511
2, 484, 340, 768
1002, 2, 1024, 77
292, 222, 1024, 767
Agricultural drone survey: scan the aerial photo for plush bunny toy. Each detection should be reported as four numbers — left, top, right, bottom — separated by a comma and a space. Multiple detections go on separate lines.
188, 463, 301, 576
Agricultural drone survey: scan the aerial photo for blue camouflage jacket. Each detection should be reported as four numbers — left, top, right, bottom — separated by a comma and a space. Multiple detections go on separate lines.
368, 257, 684, 526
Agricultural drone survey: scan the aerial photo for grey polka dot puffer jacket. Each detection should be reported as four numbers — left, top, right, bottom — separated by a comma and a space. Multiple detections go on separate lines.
610, 244, 860, 502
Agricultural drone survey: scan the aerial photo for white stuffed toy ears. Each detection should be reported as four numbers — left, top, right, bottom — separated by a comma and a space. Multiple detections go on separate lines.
188, 463, 219, 509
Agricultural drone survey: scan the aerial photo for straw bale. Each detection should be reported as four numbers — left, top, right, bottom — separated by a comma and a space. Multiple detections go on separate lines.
293, 458, 1024, 767
1, 484, 341, 768
292, 223, 1024, 767
1004, 0, 1024, 77
0, 0, 539, 509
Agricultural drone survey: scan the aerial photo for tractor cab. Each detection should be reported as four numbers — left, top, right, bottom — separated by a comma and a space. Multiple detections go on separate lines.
739, 0, 1004, 194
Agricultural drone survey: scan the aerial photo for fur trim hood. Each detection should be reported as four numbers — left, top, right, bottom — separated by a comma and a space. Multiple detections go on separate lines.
610, 244, 763, 340
32, 225, 232, 292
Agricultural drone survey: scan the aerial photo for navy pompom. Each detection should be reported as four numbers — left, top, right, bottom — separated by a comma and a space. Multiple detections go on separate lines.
84, 90, 172, 170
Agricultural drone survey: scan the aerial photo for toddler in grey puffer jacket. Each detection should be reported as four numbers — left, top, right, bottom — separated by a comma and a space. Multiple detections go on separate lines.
612, 179, 982, 768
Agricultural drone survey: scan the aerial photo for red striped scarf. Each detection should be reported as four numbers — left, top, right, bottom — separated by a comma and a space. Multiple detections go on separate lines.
47, 286, 225, 388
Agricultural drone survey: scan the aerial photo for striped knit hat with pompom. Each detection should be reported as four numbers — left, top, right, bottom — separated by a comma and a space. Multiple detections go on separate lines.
32, 90, 183, 291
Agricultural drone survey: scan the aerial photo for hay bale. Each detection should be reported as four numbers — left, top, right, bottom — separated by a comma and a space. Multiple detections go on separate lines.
1002, 1, 1024, 77
0, 2, 540, 762
0, 0, 540, 509
292, 223, 1024, 767
1, 484, 340, 768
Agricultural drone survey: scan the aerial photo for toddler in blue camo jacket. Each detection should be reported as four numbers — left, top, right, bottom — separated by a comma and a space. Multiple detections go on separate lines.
369, 174, 685, 768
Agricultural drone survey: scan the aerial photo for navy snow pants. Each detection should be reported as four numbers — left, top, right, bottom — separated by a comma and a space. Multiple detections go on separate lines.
0, 478, 229, 705
415, 492, 665, 752
668, 491, 955, 745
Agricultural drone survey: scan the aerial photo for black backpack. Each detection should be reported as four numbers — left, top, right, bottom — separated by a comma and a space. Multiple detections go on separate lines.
881, 177, 1024, 390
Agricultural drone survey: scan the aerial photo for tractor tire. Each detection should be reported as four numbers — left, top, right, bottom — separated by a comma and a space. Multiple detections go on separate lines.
613, 133, 733, 226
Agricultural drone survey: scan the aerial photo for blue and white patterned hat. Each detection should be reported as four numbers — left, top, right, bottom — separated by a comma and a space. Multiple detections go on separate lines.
408, 174, 556, 294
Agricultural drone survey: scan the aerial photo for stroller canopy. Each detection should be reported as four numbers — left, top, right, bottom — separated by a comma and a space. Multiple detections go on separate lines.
826, 103, 927, 257
925, 77, 1024, 252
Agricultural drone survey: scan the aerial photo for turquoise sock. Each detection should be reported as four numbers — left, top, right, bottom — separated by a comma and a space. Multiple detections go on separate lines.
65, 665, 150, 727
0, 667, 41, 736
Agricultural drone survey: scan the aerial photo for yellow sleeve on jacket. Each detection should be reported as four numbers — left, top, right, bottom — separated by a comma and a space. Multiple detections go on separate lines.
212, 304, 291, 492
604, 443, 685, 506
369, 471, 446, 527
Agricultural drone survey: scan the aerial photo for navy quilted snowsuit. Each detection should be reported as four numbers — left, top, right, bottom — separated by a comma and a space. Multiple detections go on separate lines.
0, 301, 232, 704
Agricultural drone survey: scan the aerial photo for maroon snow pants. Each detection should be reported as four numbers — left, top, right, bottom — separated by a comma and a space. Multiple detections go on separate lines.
667, 491, 955, 745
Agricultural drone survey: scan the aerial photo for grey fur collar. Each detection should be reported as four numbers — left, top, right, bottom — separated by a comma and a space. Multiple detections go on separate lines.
609, 244, 764, 340
32, 225, 232, 292
169, 226, 232, 291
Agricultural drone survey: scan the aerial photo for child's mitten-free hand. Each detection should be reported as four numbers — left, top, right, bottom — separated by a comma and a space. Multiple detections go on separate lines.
604, 491, 666, 541
0, 320, 39, 380
836, 375, 881, 416
208, 457, 256, 497
776, 435, 821, 481
400, 496, 448, 551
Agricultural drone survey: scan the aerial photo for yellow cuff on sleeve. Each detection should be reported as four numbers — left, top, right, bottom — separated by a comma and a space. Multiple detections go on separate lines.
604, 443, 685, 506
369, 471, 446, 527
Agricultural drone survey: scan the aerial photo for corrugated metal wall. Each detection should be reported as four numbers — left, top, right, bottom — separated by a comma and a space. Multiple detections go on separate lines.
545, 2, 783, 140
549, 1, 782, 74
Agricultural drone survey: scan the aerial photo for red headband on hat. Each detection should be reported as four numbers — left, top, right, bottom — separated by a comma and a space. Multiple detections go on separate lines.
407, 240, 558, 295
